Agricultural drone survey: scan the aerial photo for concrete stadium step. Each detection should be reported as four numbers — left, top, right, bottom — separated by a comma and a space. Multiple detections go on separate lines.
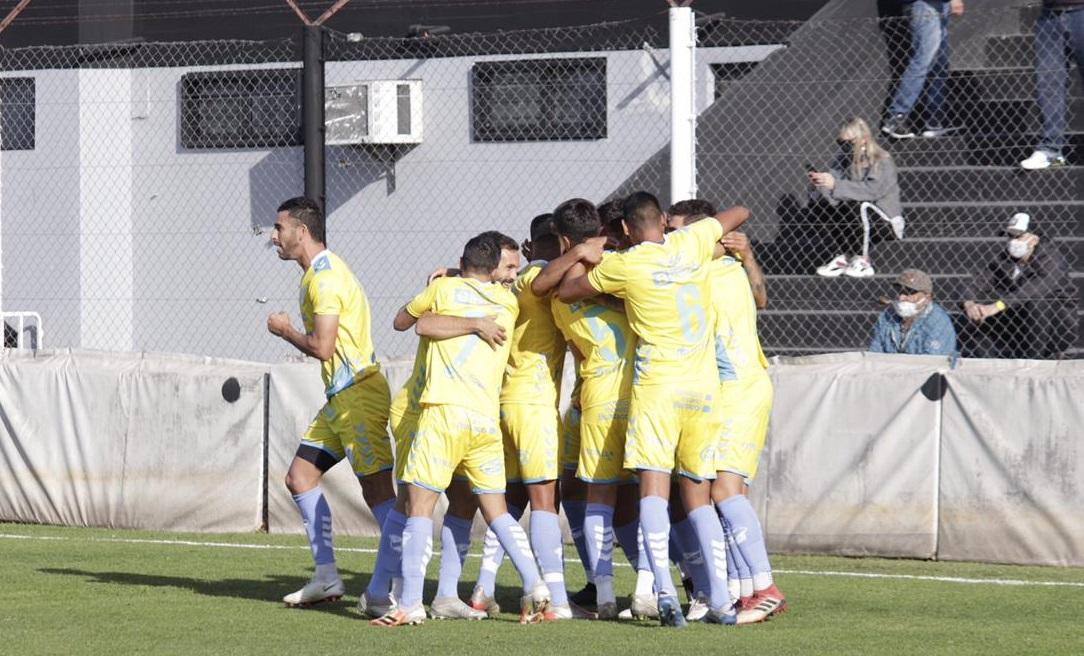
984, 33, 1034, 69
889, 133, 1084, 168
899, 201, 1084, 238
763, 273, 1084, 312
759, 308, 1084, 351
950, 67, 1084, 102
897, 166, 1084, 203
965, 98, 1084, 134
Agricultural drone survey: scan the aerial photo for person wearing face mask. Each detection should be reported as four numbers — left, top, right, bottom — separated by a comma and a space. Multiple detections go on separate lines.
869, 269, 957, 355
960, 212, 1077, 359
810, 117, 904, 279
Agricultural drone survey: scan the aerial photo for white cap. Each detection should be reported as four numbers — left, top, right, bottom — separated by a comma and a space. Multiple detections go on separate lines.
1004, 212, 1030, 236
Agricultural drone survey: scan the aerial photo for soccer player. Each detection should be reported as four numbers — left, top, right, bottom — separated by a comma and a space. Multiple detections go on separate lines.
266, 197, 395, 607
372, 233, 550, 627
536, 198, 659, 620
670, 200, 785, 625
558, 191, 749, 627
470, 216, 577, 619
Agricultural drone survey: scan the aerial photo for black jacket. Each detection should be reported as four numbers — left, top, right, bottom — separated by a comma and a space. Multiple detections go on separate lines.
966, 241, 1075, 308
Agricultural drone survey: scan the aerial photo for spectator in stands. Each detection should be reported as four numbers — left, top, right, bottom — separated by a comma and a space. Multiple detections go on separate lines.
869, 269, 957, 355
810, 117, 904, 278
1021, 0, 1084, 170
960, 213, 1077, 359
882, 0, 965, 139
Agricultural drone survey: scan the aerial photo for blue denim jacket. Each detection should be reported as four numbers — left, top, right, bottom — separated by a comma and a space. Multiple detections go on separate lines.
869, 303, 957, 356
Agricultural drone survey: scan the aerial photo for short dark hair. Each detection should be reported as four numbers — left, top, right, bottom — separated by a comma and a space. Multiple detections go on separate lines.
553, 198, 601, 244
529, 214, 556, 241
597, 199, 624, 226
476, 230, 519, 253
461, 233, 503, 274
622, 191, 663, 230
277, 196, 325, 244
669, 199, 716, 224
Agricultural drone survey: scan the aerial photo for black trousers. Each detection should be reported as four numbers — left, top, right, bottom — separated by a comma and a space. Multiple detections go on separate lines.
959, 299, 1078, 359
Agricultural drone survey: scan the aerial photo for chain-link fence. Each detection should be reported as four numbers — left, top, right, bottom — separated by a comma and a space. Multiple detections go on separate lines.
1, 3, 1080, 362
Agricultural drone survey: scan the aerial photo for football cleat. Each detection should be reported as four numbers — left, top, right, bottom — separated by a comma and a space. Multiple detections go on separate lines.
543, 603, 593, 621
356, 591, 395, 619
469, 586, 501, 617
685, 592, 709, 622
282, 578, 344, 608
629, 593, 659, 620
737, 586, 787, 625
429, 596, 487, 620
569, 582, 598, 612
595, 601, 619, 620
657, 595, 687, 628
519, 581, 552, 624
702, 607, 738, 625
370, 604, 426, 627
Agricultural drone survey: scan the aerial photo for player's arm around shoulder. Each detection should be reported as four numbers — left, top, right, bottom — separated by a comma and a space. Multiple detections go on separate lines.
558, 250, 620, 304
531, 236, 606, 297
709, 206, 751, 259
394, 276, 444, 332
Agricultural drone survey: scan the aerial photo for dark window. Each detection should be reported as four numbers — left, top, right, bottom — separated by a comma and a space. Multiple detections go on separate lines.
711, 62, 759, 100
180, 69, 300, 149
472, 57, 606, 142
1, 77, 35, 151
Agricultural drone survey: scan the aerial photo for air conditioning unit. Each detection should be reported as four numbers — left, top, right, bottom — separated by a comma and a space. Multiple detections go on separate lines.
325, 80, 423, 145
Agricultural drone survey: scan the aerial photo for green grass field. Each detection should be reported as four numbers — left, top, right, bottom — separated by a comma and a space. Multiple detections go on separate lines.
2, 522, 1082, 655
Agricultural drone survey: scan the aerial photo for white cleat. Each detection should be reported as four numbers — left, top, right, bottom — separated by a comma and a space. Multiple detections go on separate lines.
429, 596, 487, 620
370, 603, 427, 627
469, 586, 501, 617
357, 591, 396, 618
283, 578, 345, 607
686, 592, 710, 622
519, 581, 552, 624
630, 593, 660, 620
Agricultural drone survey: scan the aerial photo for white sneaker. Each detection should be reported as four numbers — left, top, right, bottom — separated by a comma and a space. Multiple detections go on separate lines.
429, 595, 487, 620
357, 591, 395, 618
469, 586, 501, 617
685, 592, 710, 622
815, 254, 850, 278
843, 255, 875, 278
519, 580, 552, 624
283, 577, 345, 607
1020, 150, 1067, 170
889, 215, 905, 240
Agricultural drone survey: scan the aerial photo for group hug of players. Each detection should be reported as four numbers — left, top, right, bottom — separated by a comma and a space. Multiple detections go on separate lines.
266, 191, 784, 628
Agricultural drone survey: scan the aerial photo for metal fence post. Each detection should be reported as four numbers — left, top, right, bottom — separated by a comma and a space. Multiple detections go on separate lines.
669, 4, 696, 204
302, 24, 327, 239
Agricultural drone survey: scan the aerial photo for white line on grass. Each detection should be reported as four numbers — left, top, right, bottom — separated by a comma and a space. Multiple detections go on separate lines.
3, 532, 1082, 589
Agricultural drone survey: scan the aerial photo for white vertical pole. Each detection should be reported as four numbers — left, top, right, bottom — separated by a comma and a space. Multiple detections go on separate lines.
669, 5, 696, 203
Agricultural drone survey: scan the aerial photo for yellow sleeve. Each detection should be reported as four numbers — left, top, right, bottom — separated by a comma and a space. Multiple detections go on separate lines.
309, 273, 343, 316
586, 252, 627, 295
405, 281, 439, 318
688, 218, 723, 262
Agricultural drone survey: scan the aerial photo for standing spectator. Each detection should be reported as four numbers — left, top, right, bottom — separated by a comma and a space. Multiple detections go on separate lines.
869, 269, 957, 355
960, 213, 1077, 359
810, 117, 904, 278
1021, 0, 1084, 170
882, 0, 966, 139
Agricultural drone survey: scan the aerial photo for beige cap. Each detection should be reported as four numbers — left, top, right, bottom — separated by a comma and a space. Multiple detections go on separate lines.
895, 268, 933, 294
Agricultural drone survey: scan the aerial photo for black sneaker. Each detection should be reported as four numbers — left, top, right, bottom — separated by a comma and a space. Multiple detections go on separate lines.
569, 582, 597, 612
881, 113, 915, 139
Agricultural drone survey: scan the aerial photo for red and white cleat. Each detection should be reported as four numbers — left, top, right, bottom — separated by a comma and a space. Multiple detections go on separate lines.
736, 585, 787, 625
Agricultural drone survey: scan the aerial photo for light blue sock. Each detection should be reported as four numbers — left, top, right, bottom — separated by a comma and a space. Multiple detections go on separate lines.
366, 508, 406, 598
721, 514, 753, 599
562, 499, 593, 583
584, 503, 615, 583
400, 516, 434, 608
370, 497, 394, 531
673, 518, 710, 597
490, 512, 540, 593
614, 519, 642, 570
292, 486, 334, 566
718, 495, 773, 591
530, 510, 568, 606
638, 496, 677, 597
688, 504, 732, 613
475, 504, 522, 597
721, 518, 740, 598
436, 515, 473, 598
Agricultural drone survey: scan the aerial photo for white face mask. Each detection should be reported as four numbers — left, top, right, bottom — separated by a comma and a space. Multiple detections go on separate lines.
893, 300, 919, 318
1007, 238, 1031, 259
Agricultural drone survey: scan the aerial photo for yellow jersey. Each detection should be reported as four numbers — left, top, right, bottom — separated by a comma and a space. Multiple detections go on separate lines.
299, 250, 380, 397
500, 263, 566, 407
586, 220, 721, 385
551, 293, 636, 410
405, 276, 518, 416
709, 256, 768, 382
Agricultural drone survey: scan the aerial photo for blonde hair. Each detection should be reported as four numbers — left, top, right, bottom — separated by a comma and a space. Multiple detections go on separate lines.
839, 116, 890, 179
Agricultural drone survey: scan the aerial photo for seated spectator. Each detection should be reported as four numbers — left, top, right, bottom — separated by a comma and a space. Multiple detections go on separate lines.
809, 117, 905, 279
960, 212, 1077, 359
870, 268, 957, 355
